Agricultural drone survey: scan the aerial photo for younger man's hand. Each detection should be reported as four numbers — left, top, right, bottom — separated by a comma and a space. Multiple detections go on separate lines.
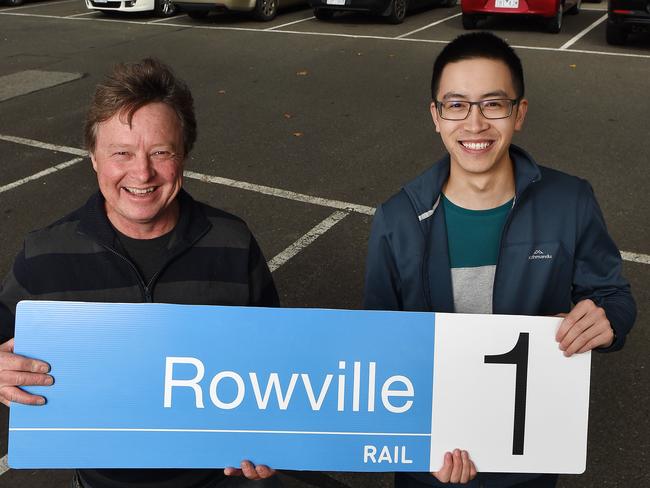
556, 299, 614, 356
224, 460, 275, 480
431, 449, 477, 484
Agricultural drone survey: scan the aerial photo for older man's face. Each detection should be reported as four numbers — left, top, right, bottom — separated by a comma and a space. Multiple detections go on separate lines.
91, 102, 185, 239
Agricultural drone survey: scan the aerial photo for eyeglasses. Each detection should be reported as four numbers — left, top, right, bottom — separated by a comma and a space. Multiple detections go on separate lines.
435, 98, 519, 120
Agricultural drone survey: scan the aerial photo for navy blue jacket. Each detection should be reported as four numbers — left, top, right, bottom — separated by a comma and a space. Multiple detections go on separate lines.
364, 146, 636, 486
364, 145, 635, 350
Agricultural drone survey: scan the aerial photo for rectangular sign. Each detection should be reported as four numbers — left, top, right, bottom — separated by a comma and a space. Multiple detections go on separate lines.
9, 301, 590, 473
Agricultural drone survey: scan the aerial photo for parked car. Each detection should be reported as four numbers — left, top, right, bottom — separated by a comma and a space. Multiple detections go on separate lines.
308, 0, 457, 24
85, 0, 177, 16
174, 0, 304, 20
461, 0, 581, 33
606, 0, 650, 44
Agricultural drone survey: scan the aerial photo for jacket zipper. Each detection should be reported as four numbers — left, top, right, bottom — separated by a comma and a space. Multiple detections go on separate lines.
491, 177, 538, 308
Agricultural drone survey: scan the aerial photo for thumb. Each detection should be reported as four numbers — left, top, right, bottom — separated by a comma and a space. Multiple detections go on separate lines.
0, 338, 14, 353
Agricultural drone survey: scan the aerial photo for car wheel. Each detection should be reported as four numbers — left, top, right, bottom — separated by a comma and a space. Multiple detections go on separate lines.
462, 13, 478, 29
606, 21, 627, 44
567, 0, 580, 15
253, 0, 278, 21
386, 0, 407, 24
154, 0, 177, 16
187, 9, 209, 18
545, 1, 562, 33
314, 7, 335, 20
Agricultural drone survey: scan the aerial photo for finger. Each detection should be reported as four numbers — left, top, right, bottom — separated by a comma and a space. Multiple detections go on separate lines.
224, 467, 242, 477
460, 451, 471, 484
432, 451, 452, 483
0, 370, 54, 387
449, 449, 462, 483
556, 300, 593, 342
0, 353, 50, 375
0, 386, 46, 406
469, 460, 478, 480
0, 339, 14, 353
240, 460, 260, 480
577, 329, 614, 354
562, 307, 609, 356
255, 465, 275, 479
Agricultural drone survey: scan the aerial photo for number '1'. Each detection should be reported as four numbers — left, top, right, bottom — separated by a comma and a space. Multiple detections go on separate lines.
484, 332, 529, 456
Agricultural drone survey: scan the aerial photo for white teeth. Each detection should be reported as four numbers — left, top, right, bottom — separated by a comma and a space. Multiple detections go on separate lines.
461, 141, 491, 150
125, 187, 155, 195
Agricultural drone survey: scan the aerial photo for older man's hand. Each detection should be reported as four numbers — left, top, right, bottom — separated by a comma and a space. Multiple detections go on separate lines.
224, 460, 276, 480
556, 299, 615, 357
0, 338, 53, 407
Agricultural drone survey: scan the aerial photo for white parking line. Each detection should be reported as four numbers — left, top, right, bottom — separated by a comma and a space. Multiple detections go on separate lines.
1, 11, 650, 59
0, 158, 84, 195
560, 13, 608, 50
183, 171, 376, 215
268, 210, 349, 272
266, 15, 315, 31
1, 134, 648, 265
395, 12, 462, 39
67, 11, 99, 18
148, 14, 188, 23
0, 0, 79, 11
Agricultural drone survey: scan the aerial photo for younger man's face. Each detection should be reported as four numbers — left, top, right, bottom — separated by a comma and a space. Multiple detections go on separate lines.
430, 58, 527, 178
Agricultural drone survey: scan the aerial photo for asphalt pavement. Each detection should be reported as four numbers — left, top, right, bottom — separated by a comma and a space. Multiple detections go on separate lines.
0, 1, 648, 487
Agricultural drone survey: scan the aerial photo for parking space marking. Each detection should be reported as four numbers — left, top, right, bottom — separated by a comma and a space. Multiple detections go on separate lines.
184, 171, 376, 215
1, 134, 648, 265
2, 11, 650, 59
0, 157, 84, 195
0, 70, 84, 103
0, 455, 7, 476
67, 11, 99, 18
0, 134, 88, 156
266, 15, 315, 31
621, 252, 650, 265
268, 210, 349, 272
560, 13, 608, 49
395, 12, 462, 39
149, 14, 188, 23
0, 0, 79, 12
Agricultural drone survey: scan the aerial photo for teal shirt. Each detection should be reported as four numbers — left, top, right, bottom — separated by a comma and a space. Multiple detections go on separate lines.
442, 195, 512, 313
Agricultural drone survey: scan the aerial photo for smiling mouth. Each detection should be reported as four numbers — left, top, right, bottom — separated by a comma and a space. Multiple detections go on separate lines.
459, 141, 494, 151
123, 187, 156, 195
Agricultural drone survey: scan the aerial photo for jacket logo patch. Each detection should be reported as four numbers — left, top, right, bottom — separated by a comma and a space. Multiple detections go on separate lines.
528, 249, 553, 260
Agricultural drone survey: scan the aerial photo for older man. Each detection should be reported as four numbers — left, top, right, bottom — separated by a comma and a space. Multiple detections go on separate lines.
0, 59, 278, 487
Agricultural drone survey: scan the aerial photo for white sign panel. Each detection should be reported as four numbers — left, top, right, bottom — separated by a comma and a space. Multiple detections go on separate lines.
430, 313, 590, 473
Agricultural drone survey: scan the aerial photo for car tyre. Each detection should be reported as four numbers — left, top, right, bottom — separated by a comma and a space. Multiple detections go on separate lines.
253, 0, 278, 21
154, 0, 177, 16
462, 13, 478, 29
567, 0, 580, 15
314, 7, 335, 19
386, 0, 407, 24
545, 1, 562, 33
187, 9, 209, 18
606, 22, 627, 44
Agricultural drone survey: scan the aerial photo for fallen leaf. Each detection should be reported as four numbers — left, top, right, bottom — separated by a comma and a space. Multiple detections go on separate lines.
569, 64, 576, 68
296, 70, 308, 76
217, 89, 226, 95
292, 131, 304, 137
283, 113, 293, 119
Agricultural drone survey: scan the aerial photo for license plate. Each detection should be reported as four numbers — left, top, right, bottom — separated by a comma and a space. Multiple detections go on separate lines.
495, 0, 519, 8
326, 0, 345, 4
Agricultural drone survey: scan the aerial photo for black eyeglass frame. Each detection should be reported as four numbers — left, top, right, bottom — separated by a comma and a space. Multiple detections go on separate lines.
434, 98, 520, 121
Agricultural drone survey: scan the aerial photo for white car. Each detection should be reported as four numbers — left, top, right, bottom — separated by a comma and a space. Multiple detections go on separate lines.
85, 0, 177, 16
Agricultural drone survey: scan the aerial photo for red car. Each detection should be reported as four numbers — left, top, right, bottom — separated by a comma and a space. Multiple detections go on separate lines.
461, 0, 582, 33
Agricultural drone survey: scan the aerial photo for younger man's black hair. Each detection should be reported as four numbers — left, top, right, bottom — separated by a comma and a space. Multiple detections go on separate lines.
431, 32, 525, 101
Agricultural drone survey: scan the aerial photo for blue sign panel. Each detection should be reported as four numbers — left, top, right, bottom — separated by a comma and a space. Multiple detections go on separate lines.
10, 301, 436, 471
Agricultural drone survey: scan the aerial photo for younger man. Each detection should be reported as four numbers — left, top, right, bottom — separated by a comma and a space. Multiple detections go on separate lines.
364, 32, 636, 487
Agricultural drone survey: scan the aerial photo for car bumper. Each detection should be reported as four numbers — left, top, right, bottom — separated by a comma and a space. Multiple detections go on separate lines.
174, 0, 256, 11
308, 0, 391, 14
608, 12, 650, 30
85, 0, 155, 11
462, 0, 558, 16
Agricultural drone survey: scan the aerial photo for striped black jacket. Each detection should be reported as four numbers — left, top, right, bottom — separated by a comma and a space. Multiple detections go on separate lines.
0, 189, 280, 341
